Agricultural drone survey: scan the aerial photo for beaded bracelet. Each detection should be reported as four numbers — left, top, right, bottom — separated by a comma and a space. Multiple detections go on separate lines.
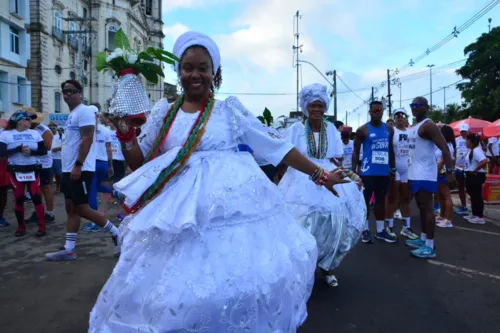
315, 169, 329, 186
308, 167, 322, 182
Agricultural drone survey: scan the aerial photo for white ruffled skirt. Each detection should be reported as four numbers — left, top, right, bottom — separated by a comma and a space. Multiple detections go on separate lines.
88, 150, 318, 333
279, 158, 365, 272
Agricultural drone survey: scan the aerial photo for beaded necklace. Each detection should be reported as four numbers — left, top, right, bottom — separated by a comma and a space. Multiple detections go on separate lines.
305, 120, 328, 159
126, 93, 215, 213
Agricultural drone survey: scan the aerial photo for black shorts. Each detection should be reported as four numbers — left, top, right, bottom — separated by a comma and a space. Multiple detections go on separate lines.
61, 171, 94, 206
260, 164, 276, 182
108, 160, 126, 182
361, 175, 390, 204
39, 167, 53, 186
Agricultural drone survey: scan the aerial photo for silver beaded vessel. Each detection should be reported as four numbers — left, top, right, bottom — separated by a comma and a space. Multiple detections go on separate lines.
108, 74, 150, 118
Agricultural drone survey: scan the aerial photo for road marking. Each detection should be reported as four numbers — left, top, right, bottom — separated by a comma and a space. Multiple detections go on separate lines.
453, 226, 500, 236
428, 260, 500, 281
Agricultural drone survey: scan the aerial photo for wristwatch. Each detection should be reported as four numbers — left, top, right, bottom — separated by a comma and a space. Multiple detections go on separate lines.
446, 168, 454, 174
75, 160, 84, 167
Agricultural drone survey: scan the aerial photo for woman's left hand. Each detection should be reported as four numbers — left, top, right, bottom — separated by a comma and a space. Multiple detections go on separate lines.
325, 169, 350, 197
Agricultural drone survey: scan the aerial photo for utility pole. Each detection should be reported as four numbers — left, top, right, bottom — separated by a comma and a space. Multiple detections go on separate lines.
398, 82, 402, 108
333, 70, 337, 121
371, 87, 375, 102
293, 11, 302, 112
345, 110, 348, 125
443, 86, 447, 122
387, 69, 392, 117
427, 64, 435, 109
488, 18, 492, 32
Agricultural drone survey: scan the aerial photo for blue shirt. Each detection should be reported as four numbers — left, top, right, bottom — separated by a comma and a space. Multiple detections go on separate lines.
360, 122, 390, 176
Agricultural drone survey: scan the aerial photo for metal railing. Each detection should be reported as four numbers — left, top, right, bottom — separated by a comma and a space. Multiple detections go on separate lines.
52, 26, 65, 42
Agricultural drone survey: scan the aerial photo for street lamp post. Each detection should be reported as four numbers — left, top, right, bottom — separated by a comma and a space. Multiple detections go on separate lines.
489, 18, 492, 32
398, 82, 402, 108
427, 64, 435, 109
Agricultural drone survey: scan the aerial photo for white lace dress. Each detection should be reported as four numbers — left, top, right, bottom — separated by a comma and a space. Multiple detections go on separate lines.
88, 97, 318, 333
278, 122, 365, 272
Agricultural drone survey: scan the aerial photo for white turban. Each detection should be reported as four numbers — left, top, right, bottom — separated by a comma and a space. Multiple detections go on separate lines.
299, 83, 330, 117
172, 31, 221, 76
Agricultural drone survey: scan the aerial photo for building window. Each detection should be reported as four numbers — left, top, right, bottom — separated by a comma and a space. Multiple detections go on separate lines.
55, 92, 61, 113
69, 22, 75, 37
70, 71, 76, 80
9, 27, 20, 54
108, 25, 118, 50
146, 0, 153, 15
54, 11, 62, 31
84, 60, 88, 71
54, 65, 62, 75
83, 8, 87, 18
10, 0, 20, 15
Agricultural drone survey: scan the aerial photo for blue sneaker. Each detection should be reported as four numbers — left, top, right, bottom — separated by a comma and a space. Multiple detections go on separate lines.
82, 223, 100, 232
375, 229, 397, 243
45, 248, 77, 261
405, 238, 425, 249
361, 230, 373, 244
0, 217, 9, 228
454, 207, 469, 215
411, 246, 436, 259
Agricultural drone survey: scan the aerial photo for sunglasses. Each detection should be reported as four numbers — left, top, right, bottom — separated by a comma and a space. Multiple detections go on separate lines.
409, 103, 427, 109
395, 113, 407, 119
371, 108, 383, 113
62, 88, 80, 95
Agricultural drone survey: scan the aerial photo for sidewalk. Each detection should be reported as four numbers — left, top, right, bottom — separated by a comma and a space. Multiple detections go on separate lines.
451, 193, 500, 225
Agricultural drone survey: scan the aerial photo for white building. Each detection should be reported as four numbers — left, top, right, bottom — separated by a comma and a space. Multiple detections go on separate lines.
0, 0, 31, 119
29, 0, 164, 124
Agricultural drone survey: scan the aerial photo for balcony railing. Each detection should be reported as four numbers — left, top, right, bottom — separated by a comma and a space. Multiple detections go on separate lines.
82, 45, 91, 56
52, 26, 65, 43
67, 36, 78, 50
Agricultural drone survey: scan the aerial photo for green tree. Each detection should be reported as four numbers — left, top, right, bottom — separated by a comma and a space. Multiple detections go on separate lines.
257, 108, 274, 126
456, 26, 500, 121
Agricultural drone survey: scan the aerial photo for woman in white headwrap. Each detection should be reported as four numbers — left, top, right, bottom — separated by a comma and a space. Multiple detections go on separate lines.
278, 83, 366, 287
88, 32, 351, 332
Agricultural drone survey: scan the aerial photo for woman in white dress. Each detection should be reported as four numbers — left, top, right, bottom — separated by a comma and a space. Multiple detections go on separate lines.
278, 83, 366, 287
88, 32, 349, 332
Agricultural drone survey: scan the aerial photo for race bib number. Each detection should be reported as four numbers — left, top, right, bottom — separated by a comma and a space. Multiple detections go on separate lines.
15, 171, 36, 182
372, 151, 389, 165
399, 148, 409, 157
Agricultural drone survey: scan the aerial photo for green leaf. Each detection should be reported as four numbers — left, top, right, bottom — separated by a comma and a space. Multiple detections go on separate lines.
257, 116, 265, 124
138, 51, 154, 62
158, 49, 180, 62
141, 70, 159, 84
95, 52, 108, 72
114, 29, 131, 50
141, 62, 165, 78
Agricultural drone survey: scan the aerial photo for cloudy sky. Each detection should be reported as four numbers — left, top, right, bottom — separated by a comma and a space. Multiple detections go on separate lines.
161, 0, 499, 129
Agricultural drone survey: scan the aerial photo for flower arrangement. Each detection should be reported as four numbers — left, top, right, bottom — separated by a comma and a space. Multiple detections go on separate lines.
95, 28, 179, 125
95, 28, 178, 84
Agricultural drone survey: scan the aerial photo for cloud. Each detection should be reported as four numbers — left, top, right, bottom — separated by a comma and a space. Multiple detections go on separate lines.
162, 0, 243, 13
162, 23, 190, 42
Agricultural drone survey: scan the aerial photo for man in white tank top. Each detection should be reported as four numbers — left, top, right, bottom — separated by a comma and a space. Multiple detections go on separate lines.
406, 97, 456, 259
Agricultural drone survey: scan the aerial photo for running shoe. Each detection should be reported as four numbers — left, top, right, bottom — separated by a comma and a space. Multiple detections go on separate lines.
454, 207, 469, 215
361, 230, 373, 244
463, 214, 476, 220
45, 248, 77, 261
0, 217, 9, 228
411, 246, 436, 259
111, 235, 121, 257
405, 238, 425, 249
386, 227, 397, 238
44, 213, 55, 224
400, 227, 419, 240
436, 219, 453, 228
375, 229, 397, 243
116, 212, 125, 222
393, 210, 402, 219
82, 223, 100, 232
15, 226, 26, 237
433, 208, 441, 216
468, 217, 486, 225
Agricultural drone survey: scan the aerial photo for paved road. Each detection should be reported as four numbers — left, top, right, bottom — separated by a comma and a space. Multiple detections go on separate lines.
1, 191, 499, 333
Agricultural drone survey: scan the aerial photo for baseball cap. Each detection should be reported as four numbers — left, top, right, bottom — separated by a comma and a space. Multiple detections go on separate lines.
23, 107, 44, 124
9, 110, 37, 123
458, 123, 470, 132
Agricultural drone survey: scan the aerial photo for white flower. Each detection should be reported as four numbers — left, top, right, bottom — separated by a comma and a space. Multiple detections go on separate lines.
127, 53, 138, 64
106, 48, 124, 62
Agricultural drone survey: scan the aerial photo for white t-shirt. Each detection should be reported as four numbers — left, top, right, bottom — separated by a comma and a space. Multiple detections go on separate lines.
455, 136, 469, 170
109, 130, 125, 161
342, 140, 354, 169
51, 132, 63, 160
34, 123, 53, 169
393, 128, 409, 170
435, 143, 455, 173
61, 104, 97, 172
0, 129, 44, 166
486, 137, 499, 157
465, 146, 487, 173
95, 124, 112, 161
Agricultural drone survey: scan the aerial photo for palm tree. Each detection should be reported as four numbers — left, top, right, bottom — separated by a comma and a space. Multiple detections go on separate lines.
444, 103, 464, 122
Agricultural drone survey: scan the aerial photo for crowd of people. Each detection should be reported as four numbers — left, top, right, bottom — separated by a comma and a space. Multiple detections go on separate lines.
0, 30, 493, 332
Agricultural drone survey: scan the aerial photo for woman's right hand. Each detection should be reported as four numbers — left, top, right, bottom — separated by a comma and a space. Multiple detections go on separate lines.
324, 169, 350, 197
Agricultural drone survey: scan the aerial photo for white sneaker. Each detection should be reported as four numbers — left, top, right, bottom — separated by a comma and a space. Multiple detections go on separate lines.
468, 217, 486, 224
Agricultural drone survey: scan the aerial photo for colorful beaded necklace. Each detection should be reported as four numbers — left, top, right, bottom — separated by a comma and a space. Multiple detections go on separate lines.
126, 93, 215, 213
305, 120, 328, 159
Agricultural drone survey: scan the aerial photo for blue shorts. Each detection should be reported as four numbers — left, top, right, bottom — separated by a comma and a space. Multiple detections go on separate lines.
52, 159, 62, 176
410, 180, 437, 194
437, 175, 447, 185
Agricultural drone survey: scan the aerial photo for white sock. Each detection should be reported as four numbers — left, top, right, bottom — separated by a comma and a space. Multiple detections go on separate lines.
65, 233, 77, 251
403, 217, 411, 229
376, 220, 384, 233
386, 218, 394, 228
426, 239, 434, 249
364, 219, 370, 231
420, 233, 427, 242
46, 211, 54, 216
103, 221, 119, 237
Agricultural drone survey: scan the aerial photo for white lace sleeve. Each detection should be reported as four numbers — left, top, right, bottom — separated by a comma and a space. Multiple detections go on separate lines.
137, 98, 171, 157
225, 96, 294, 166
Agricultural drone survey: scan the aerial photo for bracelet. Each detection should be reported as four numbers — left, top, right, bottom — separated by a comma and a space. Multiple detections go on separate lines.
315, 169, 329, 186
116, 127, 136, 143
309, 167, 322, 182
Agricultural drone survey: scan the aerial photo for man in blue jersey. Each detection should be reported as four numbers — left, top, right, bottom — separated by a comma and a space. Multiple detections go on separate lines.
353, 101, 396, 244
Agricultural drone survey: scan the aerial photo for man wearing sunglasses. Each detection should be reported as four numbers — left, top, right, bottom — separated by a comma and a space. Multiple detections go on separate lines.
405, 97, 456, 259
45, 80, 120, 261
353, 101, 396, 244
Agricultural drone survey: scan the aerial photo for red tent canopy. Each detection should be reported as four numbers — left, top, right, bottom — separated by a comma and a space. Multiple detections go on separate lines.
0, 119, 7, 129
449, 117, 491, 137
343, 126, 353, 133
483, 119, 500, 138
